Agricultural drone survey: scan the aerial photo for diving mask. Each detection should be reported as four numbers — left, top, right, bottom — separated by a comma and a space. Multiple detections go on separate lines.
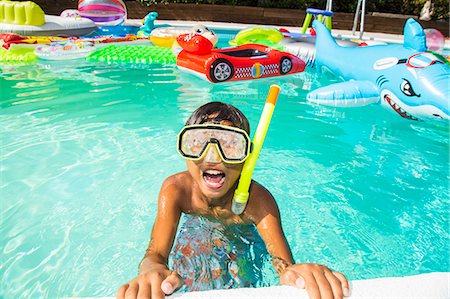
177, 124, 251, 164
405, 52, 444, 68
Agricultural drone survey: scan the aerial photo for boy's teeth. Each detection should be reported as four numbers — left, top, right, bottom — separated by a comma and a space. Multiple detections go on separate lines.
205, 169, 222, 175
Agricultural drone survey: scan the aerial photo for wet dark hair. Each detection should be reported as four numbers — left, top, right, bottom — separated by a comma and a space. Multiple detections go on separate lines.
186, 102, 250, 134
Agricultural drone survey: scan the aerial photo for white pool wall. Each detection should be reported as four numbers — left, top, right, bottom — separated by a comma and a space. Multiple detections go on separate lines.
72, 272, 449, 299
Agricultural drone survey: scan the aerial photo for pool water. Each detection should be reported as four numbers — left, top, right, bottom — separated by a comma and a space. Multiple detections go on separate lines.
1, 30, 449, 298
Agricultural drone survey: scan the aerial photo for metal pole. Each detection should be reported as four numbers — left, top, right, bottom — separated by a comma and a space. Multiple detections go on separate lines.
326, 0, 333, 11
352, 0, 362, 36
359, 0, 366, 39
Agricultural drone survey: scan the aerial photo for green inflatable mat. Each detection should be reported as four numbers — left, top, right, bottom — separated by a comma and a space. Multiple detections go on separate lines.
87, 45, 176, 64
0, 46, 37, 63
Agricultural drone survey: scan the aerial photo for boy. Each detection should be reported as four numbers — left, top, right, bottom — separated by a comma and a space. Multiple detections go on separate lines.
117, 102, 349, 299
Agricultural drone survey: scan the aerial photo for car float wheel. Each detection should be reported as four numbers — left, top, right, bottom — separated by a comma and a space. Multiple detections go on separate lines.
210, 59, 234, 83
280, 57, 292, 74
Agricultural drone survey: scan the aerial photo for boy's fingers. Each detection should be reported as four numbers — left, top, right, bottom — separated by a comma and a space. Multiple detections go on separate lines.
124, 282, 139, 299
116, 284, 127, 299
324, 270, 344, 299
295, 276, 305, 289
302, 272, 320, 299
161, 271, 183, 295
283, 270, 322, 299
333, 271, 350, 297
136, 282, 150, 299
313, 270, 334, 299
279, 268, 300, 287
151, 282, 165, 299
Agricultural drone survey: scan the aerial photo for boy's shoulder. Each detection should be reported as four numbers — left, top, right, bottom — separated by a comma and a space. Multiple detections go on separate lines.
245, 180, 279, 220
158, 171, 193, 209
249, 180, 273, 199
163, 171, 192, 187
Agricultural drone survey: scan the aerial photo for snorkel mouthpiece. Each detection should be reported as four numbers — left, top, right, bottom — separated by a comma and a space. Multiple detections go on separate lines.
231, 85, 280, 215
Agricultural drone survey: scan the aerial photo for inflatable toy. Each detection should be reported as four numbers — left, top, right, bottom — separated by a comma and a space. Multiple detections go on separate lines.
34, 41, 96, 60
60, 9, 80, 18
232, 85, 279, 215
78, 0, 127, 26
87, 45, 176, 64
230, 27, 358, 67
280, 34, 358, 66
177, 33, 306, 83
0, 44, 37, 62
86, 34, 148, 45
95, 25, 139, 36
0, 33, 147, 51
307, 19, 450, 121
0, 1, 96, 36
0, 33, 72, 49
424, 28, 445, 53
229, 27, 284, 47
176, 33, 215, 55
150, 25, 215, 48
150, 26, 192, 48
137, 12, 158, 37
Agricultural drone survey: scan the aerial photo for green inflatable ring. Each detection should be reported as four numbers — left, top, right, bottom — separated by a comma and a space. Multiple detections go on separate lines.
229, 27, 284, 47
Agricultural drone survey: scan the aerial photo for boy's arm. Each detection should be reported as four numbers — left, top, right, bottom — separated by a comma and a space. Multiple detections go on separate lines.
247, 182, 349, 299
245, 181, 294, 269
140, 176, 183, 273
117, 175, 184, 299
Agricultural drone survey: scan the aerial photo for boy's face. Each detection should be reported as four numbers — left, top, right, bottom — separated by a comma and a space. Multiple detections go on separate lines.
186, 155, 243, 200
184, 120, 246, 200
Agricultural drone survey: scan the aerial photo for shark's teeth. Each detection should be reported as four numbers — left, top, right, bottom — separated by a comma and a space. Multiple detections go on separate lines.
384, 95, 418, 121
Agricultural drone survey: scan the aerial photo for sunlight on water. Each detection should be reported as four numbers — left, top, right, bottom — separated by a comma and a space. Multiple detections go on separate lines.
1, 38, 449, 298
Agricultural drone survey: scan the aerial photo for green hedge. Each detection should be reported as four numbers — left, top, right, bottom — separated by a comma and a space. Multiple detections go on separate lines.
135, 0, 448, 20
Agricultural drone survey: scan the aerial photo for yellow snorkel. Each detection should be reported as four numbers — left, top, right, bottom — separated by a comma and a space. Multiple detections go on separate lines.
231, 84, 280, 215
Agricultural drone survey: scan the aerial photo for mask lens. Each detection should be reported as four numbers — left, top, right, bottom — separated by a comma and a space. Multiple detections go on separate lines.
180, 129, 210, 157
178, 125, 250, 163
215, 130, 248, 160
407, 52, 441, 68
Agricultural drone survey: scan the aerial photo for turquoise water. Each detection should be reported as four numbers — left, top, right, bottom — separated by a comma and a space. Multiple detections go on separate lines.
1, 35, 449, 298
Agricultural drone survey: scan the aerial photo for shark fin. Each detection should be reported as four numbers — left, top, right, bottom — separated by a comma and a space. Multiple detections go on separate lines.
312, 20, 340, 68
403, 18, 427, 52
307, 81, 380, 107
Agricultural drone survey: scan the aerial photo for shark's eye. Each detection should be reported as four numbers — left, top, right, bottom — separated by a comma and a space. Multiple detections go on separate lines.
401, 79, 419, 97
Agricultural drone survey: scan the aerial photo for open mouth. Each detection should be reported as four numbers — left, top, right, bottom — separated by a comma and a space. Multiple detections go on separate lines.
384, 95, 418, 121
203, 169, 226, 189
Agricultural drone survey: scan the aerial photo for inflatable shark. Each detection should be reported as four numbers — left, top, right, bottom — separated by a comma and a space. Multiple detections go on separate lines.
307, 19, 450, 121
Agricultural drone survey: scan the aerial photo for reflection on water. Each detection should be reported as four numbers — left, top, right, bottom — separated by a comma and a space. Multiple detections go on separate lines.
170, 215, 274, 291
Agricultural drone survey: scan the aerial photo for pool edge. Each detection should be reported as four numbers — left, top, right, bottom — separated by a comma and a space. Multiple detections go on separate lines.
66, 272, 449, 298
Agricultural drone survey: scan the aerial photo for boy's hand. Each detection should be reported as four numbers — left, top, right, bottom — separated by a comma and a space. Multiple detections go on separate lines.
280, 263, 349, 299
116, 267, 182, 299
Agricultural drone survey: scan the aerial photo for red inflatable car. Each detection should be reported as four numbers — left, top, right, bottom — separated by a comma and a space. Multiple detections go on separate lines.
176, 42, 306, 83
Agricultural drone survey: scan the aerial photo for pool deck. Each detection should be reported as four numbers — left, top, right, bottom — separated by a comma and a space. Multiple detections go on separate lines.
71, 272, 449, 298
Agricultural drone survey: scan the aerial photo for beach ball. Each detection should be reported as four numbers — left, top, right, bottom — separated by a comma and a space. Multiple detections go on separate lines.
424, 28, 445, 53
78, 0, 127, 26
60, 9, 80, 18
251, 63, 264, 78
